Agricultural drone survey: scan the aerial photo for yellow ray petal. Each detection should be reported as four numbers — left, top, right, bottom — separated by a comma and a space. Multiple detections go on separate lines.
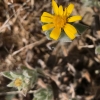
41, 16, 53, 23
42, 24, 54, 31
50, 27, 61, 40
66, 3, 74, 17
63, 8, 67, 16
68, 16, 82, 22
42, 12, 53, 18
64, 24, 77, 40
58, 5, 63, 16
52, 0, 59, 15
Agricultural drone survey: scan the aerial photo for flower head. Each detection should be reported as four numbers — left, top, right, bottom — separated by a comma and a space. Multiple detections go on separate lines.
41, 0, 82, 40
14, 78, 22, 87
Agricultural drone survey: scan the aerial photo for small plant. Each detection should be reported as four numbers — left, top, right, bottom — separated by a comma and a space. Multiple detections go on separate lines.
40, 0, 83, 42
33, 86, 53, 100
1, 68, 54, 100
1, 69, 38, 96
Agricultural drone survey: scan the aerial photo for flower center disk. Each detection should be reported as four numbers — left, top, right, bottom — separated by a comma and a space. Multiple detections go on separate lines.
14, 78, 22, 87
53, 15, 66, 28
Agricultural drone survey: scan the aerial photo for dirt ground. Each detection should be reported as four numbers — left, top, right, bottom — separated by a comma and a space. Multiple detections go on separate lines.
0, 0, 100, 100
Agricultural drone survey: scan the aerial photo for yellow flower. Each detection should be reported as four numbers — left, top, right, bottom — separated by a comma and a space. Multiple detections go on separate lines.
41, 0, 82, 40
14, 78, 22, 87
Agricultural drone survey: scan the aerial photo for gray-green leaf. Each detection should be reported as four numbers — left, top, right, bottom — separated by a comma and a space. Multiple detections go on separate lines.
1, 72, 13, 80
73, 23, 89, 34
33, 87, 53, 100
7, 81, 15, 87
95, 45, 100, 54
